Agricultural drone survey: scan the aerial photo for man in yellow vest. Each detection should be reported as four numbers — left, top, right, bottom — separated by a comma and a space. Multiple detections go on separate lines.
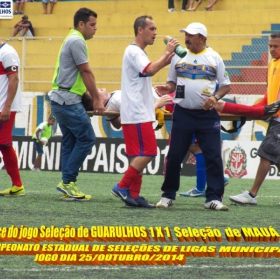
48, 7, 104, 201
32, 115, 56, 171
229, 32, 280, 206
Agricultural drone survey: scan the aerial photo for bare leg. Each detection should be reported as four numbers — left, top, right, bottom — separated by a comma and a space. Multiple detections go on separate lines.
12, 27, 21, 37
205, 0, 218, 10
19, 2, 24, 13
14, 2, 19, 13
20, 27, 29, 37
187, 0, 202, 11
42, 3, 48, 14
187, 0, 194, 10
249, 157, 271, 196
49, 2, 56, 14
34, 154, 42, 169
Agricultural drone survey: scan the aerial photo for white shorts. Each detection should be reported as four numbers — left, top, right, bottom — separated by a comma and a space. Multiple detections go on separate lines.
19, 29, 34, 37
42, 0, 55, 3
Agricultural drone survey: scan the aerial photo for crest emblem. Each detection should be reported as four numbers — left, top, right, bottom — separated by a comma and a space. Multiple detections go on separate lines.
225, 144, 247, 178
201, 87, 212, 97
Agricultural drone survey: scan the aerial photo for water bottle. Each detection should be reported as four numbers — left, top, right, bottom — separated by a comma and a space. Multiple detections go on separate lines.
164, 36, 187, 58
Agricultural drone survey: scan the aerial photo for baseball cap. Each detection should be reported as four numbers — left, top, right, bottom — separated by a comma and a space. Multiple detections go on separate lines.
22, 15, 28, 19
179, 22, 207, 37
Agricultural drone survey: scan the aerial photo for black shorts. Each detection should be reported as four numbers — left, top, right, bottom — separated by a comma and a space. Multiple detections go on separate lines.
258, 120, 280, 164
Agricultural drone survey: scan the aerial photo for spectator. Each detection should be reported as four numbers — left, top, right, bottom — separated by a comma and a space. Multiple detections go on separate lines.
111, 15, 178, 208
105, 89, 172, 207
187, 0, 202, 11
0, 38, 25, 196
14, 0, 28, 15
205, 0, 219, 11
48, 8, 104, 202
31, 115, 56, 171
229, 32, 280, 206
12, 15, 35, 38
42, 0, 57, 14
168, 0, 189, 12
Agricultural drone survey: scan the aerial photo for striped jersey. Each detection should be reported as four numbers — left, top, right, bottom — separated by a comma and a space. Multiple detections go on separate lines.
167, 47, 230, 109
0, 43, 22, 112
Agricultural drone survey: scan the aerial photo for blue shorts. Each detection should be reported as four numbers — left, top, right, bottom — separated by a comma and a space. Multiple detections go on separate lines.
33, 140, 44, 155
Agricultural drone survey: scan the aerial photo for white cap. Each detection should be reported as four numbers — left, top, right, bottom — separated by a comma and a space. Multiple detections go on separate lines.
179, 22, 207, 37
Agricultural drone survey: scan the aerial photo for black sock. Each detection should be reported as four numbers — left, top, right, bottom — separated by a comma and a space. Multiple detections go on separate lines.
248, 192, 256, 198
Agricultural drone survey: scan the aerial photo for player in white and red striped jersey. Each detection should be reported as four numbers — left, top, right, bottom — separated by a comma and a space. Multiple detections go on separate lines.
0, 39, 25, 196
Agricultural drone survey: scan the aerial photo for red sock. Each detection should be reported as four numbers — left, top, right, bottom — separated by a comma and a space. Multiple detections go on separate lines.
0, 146, 22, 187
119, 165, 139, 189
222, 102, 264, 116
130, 174, 142, 199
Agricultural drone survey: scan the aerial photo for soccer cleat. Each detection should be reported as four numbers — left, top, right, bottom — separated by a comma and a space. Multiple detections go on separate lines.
134, 196, 155, 208
180, 187, 206, 197
167, 8, 175, 12
0, 185, 25, 196
125, 196, 155, 208
156, 197, 174, 208
263, 100, 280, 116
229, 190, 257, 205
60, 194, 92, 201
204, 200, 228, 211
32, 168, 41, 172
56, 181, 85, 199
111, 183, 138, 206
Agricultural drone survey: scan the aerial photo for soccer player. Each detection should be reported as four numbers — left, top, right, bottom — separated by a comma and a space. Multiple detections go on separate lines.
0, 39, 25, 196
110, 15, 178, 208
82, 87, 173, 207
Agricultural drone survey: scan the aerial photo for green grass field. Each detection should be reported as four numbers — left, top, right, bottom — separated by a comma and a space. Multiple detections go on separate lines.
1, 170, 280, 279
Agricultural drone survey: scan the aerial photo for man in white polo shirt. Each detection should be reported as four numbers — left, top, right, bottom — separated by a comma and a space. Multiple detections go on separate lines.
156, 22, 231, 210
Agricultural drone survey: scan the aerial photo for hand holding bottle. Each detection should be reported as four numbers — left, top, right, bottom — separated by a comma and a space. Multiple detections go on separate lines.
164, 36, 187, 58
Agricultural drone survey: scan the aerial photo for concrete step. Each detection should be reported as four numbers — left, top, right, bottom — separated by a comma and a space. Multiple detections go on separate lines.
3, 9, 280, 28
7, 0, 280, 15
3, 23, 275, 38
